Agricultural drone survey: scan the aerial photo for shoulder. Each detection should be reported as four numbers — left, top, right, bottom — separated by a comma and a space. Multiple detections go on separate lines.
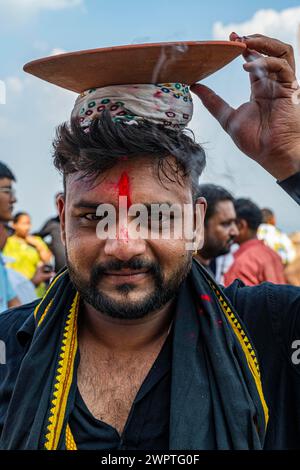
0, 300, 39, 343
224, 280, 300, 320
33, 235, 47, 245
0, 300, 39, 389
3, 236, 15, 249
224, 281, 300, 366
0, 300, 39, 436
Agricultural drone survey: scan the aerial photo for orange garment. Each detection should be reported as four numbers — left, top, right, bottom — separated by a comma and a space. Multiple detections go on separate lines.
224, 239, 286, 287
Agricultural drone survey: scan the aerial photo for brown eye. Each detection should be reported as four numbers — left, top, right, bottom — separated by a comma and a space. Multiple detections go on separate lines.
83, 213, 104, 221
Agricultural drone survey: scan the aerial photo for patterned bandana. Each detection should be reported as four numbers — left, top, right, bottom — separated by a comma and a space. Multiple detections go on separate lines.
71, 83, 193, 130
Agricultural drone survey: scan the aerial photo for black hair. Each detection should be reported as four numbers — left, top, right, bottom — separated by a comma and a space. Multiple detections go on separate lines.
13, 212, 29, 224
196, 183, 234, 224
234, 198, 262, 232
52, 112, 206, 200
0, 161, 16, 181
261, 207, 274, 224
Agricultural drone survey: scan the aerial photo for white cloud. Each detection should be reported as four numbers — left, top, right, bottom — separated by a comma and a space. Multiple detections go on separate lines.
213, 7, 300, 54
6, 77, 24, 94
0, 0, 82, 12
0, 0, 83, 24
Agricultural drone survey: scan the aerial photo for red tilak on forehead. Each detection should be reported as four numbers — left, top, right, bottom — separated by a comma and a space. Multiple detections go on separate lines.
118, 171, 132, 208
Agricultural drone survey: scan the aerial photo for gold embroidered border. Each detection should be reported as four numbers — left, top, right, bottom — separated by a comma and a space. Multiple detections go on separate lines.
34, 270, 67, 325
209, 281, 269, 428
65, 424, 77, 450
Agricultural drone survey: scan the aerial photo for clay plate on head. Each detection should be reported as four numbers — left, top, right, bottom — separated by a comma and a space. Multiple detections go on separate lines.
23, 41, 246, 93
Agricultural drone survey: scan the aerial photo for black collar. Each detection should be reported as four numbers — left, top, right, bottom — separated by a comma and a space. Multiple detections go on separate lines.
16, 308, 36, 346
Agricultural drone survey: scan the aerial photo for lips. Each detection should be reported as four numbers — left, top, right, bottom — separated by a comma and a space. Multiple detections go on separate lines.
103, 269, 150, 284
105, 269, 149, 276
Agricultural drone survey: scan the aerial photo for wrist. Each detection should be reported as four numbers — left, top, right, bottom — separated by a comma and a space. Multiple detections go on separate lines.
261, 150, 300, 181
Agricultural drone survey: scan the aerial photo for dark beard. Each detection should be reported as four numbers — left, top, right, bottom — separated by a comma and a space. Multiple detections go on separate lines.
66, 254, 192, 320
201, 239, 233, 260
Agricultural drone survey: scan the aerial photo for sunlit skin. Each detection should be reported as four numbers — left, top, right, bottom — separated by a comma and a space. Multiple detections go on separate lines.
57, 155, 206, 353
0, 178, 16, 222
13, 214, 32, 239
197, 200, 238, 265
11, 213, 53, 267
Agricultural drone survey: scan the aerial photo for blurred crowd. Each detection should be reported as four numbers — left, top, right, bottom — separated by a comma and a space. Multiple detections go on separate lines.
1, 160, 300, 313
195, 184, 298, 287
0, 161, 65, 312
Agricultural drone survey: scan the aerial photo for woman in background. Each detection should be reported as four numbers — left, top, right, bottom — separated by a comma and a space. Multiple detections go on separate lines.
3, 212, 54, 296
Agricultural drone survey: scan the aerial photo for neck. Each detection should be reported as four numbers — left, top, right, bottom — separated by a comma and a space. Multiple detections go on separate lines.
240, 233, 257, 244
14, 234, 26, 240
194, 253, 211, 267
79, 299, 175, 353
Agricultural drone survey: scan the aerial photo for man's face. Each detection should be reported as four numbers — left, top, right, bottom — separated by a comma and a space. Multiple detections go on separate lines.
0, 223, 8, 251
58, 156, 206, 320
0, 178, 16, 222
13, 214, 31, 239
201, 200, 238, 259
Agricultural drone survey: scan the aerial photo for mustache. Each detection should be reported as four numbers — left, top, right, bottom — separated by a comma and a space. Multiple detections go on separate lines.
90, 258, 160, 281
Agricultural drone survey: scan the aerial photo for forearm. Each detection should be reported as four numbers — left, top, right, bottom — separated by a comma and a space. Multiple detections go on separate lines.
38, 249, 52, 263
28, 238, 52, 263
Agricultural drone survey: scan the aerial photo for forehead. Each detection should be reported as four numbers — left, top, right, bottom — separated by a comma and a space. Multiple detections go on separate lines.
66, 156, 192, 206
0, 178, 13, 187
213, 200, 236, 220
16, 214, 30, 222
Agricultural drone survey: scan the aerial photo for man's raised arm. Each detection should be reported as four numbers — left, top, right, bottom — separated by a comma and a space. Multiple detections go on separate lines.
191, 32, 300, 201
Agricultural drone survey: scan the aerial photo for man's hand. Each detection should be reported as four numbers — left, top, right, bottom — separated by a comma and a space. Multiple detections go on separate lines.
191, 33, 300, 181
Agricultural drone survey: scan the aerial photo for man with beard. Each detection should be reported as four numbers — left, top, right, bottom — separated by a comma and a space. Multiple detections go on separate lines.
224, 198, 286, 287
194, 184, 238, 280
1, 33, 300, 451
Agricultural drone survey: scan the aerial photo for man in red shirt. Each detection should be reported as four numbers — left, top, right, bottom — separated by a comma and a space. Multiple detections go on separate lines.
224, 198, 286, 287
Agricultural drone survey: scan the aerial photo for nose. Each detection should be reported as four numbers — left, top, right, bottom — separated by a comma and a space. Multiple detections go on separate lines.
104, 235, 147, 261
10, 192, 17, 204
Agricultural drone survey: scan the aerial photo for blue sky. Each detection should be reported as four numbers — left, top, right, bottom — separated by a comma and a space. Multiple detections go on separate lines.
1, 0, 300, 231
2, 0, 300, 76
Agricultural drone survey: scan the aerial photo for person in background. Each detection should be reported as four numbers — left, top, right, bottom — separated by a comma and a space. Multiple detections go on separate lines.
35, 192, 66, 272
0, 162, 20, 312
224, 199, 286, 287
194, 184, 239, 281
3, 212, 54, 297
258, 207, 296, 265
283, 232, 300, 286
0, 223, 55, 304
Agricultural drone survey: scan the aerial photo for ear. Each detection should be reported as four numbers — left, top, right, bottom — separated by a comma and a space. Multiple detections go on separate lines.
237, 219, 247, 231
56, 193, 66, 246
237, 219, 248, 239
193, 196, 207, 251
